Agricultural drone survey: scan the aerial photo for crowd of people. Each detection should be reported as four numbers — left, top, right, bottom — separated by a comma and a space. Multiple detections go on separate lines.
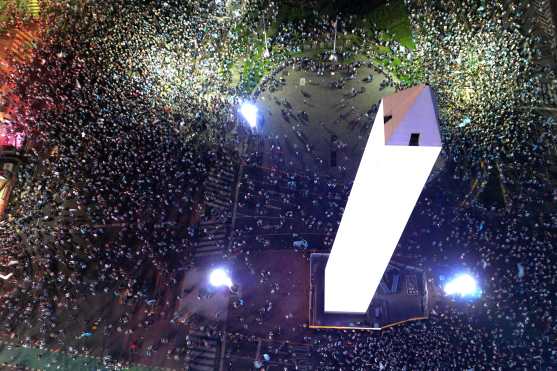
0, 0, 241, 366
0, 0, 554, 369
313, 1, 556, 369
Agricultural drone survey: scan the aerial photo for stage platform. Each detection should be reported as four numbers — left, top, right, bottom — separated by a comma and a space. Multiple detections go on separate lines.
310, 253, 429, 330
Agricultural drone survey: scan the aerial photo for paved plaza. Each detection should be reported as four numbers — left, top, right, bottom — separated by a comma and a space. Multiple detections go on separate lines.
256, 64, 395, 178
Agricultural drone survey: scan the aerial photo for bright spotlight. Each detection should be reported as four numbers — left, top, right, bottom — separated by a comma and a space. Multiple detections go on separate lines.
239, 102, 258, 128
209, 268, 232, 288
443, 273, 481, 298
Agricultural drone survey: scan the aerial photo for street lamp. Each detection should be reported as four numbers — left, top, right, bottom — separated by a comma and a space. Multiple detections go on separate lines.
443, 273, 481, 298
263, 44, 270, 58
209, 268, 233, 288
329, 16, 338, 62
262, 15, 270, 58
239, 101, 258, 128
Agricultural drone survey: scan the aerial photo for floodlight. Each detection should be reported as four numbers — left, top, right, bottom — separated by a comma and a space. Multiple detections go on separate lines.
209, 268, 232, 288
239, 102, 258, 128
443, 273, 480, 297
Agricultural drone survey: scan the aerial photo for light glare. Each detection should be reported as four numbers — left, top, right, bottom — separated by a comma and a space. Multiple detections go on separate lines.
444, 273, 480, 297
209, 268, 232, 288
239, 102, 258, 128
